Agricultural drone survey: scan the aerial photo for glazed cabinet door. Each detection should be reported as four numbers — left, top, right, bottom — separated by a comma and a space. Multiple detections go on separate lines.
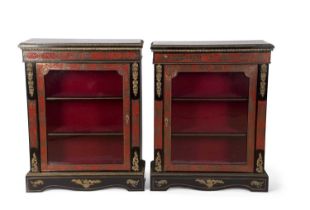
163, 64, 258, 172
36, 63, 131, 171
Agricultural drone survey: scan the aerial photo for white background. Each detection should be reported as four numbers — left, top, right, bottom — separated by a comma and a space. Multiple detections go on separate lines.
0, 0, 309, 209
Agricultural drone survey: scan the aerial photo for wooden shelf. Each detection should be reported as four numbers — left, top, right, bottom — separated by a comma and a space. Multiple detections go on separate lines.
47, 132, 123, 137
46, 96, 123, 101
172, 132, 247, 137
172, 97, 248, 102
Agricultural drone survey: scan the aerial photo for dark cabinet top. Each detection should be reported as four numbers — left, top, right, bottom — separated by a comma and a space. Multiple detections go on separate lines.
151, 40, 274, 52
19, 39, 143, 50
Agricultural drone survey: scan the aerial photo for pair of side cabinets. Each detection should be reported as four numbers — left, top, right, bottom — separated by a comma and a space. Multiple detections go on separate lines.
19, 39, 274, 192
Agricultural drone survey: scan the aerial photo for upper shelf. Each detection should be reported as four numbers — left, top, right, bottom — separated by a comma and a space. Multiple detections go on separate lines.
151, 40, 274, 52
172, 97, 248, 102
46, 96, 123, 101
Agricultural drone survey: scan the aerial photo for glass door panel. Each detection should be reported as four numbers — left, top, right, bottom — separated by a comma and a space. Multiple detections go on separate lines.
37, 64, 131, 171
170, 71, 250, 165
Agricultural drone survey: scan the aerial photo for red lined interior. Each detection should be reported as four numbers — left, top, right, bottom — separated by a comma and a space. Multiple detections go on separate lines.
46, 100, 123, 133
170, 71, 250, 166
47, 135, 124, 165
45, 70, 123, 97
172, 72, 249, 98
44, 69, 126, 167
171, 136, 247, 164
171, 101, 248, 133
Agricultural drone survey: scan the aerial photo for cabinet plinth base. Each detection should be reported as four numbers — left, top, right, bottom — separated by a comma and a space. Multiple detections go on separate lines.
150, 161, 268, 192
26, 161, 145, 192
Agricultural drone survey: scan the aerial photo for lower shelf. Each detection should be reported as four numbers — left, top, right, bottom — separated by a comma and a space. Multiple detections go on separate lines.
150, 161, 268, 192
26, 161, 145, 192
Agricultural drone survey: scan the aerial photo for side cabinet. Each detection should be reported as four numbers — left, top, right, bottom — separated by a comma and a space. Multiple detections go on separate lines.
151, 41, 274, 192
19, 39, 145, 192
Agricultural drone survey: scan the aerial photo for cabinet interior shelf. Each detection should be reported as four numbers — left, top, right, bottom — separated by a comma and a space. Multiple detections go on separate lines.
172, 97, 248, 102
172, 132, 247, 137
46, 96, 123, 101
47, 132, 123, 137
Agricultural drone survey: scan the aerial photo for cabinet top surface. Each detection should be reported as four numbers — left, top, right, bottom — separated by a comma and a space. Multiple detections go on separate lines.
151, 40, 274, 51
19, 39, 143, 49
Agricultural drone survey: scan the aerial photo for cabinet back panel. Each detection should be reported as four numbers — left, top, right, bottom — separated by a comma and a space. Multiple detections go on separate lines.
171, 136, 247, 164
172, 72, 249, 98
46, 100, 123, 133
47, 135, 123, 165
45, 71, 123, 97
171, 101, 248, 133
